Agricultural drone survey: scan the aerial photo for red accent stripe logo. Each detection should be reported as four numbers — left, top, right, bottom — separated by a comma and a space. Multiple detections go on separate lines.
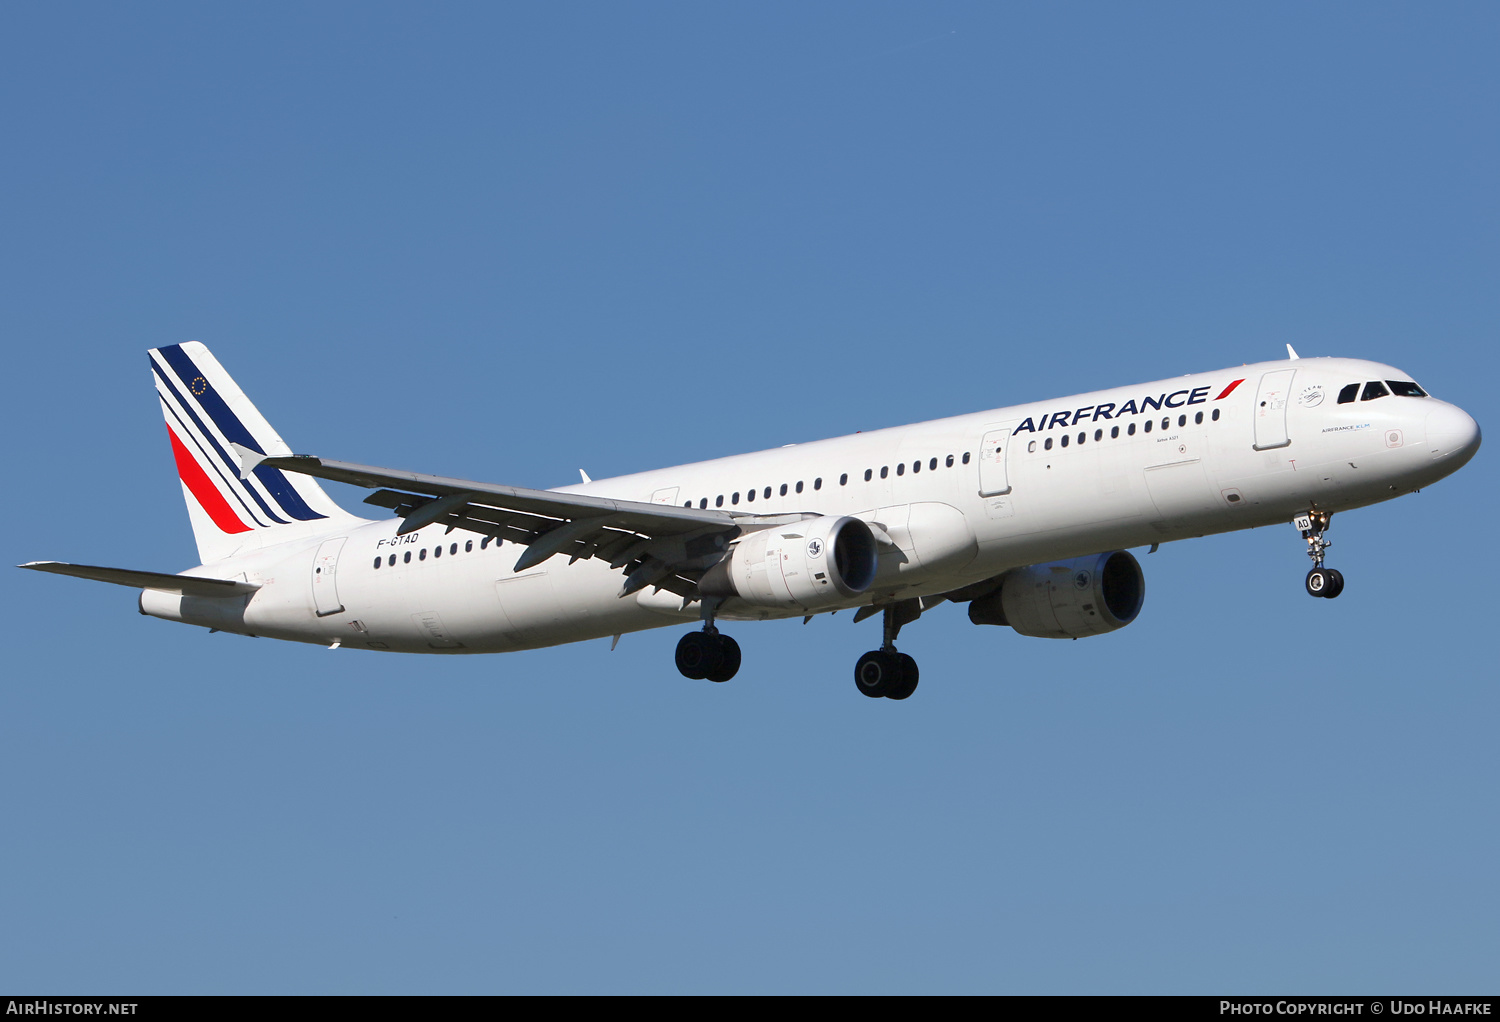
168, 426, 252, 534
1214, 378, 1246, 400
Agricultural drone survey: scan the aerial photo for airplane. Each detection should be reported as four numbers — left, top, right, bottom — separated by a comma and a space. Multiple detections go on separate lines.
21, 342, 1481, 700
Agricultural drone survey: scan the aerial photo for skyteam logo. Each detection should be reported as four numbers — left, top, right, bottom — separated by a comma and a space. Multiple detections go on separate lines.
1013, 379, 1244, 434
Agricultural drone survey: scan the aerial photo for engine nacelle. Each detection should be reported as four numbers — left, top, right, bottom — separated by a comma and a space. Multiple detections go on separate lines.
968, 550, 1145, 639
699, 516, 878, 611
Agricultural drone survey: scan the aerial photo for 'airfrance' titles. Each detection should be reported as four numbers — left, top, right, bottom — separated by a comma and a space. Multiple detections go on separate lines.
1013, 383, 1227, 435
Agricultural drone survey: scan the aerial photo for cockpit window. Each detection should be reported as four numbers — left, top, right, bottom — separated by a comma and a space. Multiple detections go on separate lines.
1361, 381, 1390, 401
1387, 380, 1427, 397
1337, 383, 1359, 404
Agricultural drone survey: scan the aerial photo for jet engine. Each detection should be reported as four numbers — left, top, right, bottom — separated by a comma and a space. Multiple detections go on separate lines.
968, 550, 1145, 639
698, 516, 878, 611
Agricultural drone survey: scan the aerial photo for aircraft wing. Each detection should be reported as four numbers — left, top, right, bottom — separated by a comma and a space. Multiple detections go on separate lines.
19, 561, 259, 598
250, 451, 802, 599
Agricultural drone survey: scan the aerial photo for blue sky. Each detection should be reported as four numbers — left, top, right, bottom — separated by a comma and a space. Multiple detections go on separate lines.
2, 2, 1496, 993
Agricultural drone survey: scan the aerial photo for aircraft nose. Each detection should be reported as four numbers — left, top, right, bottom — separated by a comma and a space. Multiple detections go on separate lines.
1426, 403, 1481, 466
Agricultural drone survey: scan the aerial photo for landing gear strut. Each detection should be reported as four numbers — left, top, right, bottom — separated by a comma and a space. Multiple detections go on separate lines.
1296, 510, 1345, 599
854, 603, 920, 700
675, 598, 741, 683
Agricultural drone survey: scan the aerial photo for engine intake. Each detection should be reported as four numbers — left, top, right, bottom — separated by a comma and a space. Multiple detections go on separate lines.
699, 516, 878, 611
968, 550, 1145, 638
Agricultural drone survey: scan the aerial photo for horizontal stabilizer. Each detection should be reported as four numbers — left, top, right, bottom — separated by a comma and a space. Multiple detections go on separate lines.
230, 442, 270, 480
18, 561, 259, 598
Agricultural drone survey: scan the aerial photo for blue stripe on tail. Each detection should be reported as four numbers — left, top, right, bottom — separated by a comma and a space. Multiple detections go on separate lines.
151, 357, 289, 525
155, 345, 326, 522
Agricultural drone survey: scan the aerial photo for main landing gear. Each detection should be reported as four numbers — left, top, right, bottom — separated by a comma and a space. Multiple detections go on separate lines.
1296, 510, 1345, 599
675, 598, 741, 683
854, 603, 920, 701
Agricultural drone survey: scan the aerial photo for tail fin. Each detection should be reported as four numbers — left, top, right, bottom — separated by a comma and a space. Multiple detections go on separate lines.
150, 342, 365, 563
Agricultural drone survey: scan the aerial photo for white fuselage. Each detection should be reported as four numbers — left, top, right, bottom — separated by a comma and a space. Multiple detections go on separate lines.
142, 356, 1480, 653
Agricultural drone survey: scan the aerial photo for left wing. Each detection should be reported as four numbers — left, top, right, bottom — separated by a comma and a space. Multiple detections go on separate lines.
19, 561, 259, 598
245, 450, 808, 599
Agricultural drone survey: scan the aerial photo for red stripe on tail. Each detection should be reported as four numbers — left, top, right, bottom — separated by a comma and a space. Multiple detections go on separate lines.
167, 426, 252, 534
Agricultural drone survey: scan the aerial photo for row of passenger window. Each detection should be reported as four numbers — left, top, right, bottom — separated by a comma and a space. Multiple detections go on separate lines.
682, 452, 974, 509
1028, 409, 1221, 452
1337, 380, 1427, 403
373, 535, 503, 569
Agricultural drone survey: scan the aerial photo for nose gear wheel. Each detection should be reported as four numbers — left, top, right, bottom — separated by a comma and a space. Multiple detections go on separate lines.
1295, 510, 1344, 599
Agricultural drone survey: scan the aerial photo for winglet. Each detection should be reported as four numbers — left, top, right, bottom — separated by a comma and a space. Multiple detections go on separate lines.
230, 442, 269, 480
1286, 344, 1301, 360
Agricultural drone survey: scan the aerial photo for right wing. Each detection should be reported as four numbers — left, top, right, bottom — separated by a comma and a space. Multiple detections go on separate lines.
247, 451, 810, 599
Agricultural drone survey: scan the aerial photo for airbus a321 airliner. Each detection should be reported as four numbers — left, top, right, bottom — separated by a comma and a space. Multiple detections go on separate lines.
23, 343, 1481, 700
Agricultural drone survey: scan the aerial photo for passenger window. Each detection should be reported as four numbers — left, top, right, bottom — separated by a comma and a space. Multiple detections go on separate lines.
1388, 380, 1427, 397
1337, 383, 1359, 404
1361, 381, 1389, 401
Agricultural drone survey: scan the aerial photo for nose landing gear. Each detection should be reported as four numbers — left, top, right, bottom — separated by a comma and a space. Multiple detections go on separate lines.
854, 602, 921, 700
675, 598, 741, 683
1296, 510, 1345, 599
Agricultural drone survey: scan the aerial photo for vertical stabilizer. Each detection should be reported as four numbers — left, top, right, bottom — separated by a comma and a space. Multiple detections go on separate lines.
149, 342, 366, 563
